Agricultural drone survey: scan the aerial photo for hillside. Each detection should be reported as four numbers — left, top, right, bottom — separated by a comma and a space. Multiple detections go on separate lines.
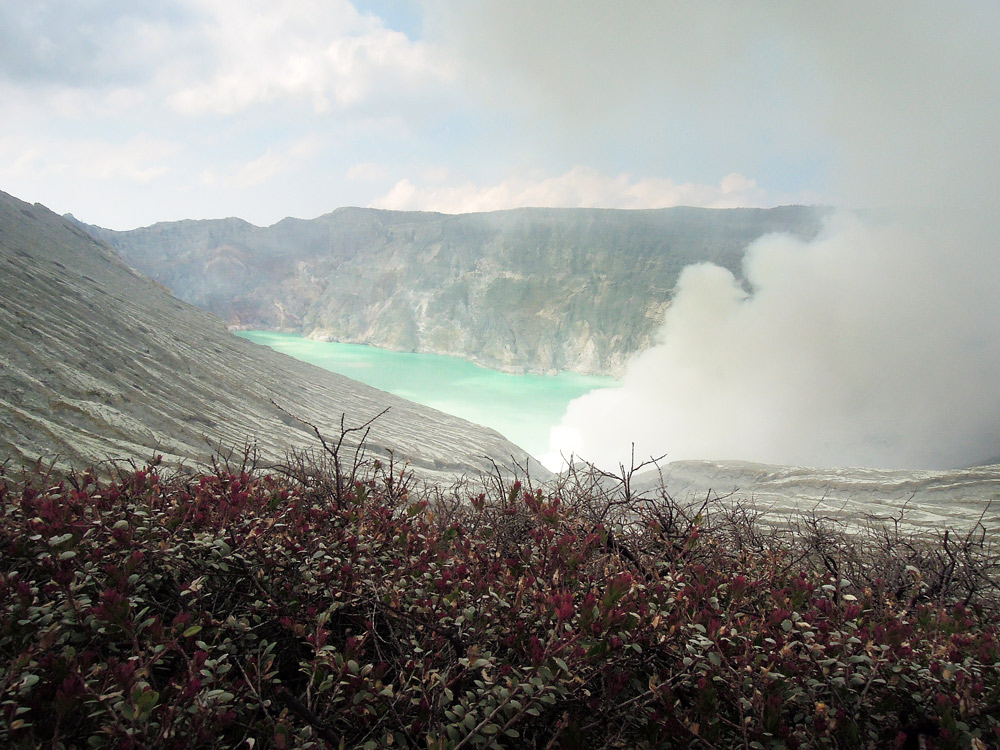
640, 459, 1000, 533
4, 191, 1000, 748
0, 190, 541, 479
85, 205, 828, 375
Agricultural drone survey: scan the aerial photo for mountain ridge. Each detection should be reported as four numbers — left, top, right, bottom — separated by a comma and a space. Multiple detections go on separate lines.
7, 191, 1000, 533
82, 204, 829, 375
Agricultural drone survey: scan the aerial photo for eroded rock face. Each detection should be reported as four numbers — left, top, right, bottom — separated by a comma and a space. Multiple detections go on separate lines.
0, 190, 544, 480
87, 206, 828, 375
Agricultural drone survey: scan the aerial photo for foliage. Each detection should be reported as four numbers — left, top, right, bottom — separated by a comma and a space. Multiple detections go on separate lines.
1, 445, 999, 749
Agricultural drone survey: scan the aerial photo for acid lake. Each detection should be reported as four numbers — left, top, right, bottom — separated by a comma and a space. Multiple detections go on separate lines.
234, 330, 618, 462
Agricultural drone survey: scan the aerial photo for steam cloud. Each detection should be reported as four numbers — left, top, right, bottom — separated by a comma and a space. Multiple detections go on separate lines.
550, 211, 1000, 469
527, 2, 1000, 470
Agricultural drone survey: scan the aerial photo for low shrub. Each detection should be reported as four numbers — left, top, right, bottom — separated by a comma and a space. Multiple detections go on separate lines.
1, 447, 998, 749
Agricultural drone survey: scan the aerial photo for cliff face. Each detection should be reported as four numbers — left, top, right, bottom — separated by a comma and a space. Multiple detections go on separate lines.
0, 191, 542, 479
89, 206, 828, 375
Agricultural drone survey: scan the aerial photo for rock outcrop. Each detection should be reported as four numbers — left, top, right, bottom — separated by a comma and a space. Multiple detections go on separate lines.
0, 190, 543, 480
86, 206, 828, 375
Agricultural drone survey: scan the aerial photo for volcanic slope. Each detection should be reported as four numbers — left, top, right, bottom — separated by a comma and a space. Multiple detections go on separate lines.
0, 190, 541, 479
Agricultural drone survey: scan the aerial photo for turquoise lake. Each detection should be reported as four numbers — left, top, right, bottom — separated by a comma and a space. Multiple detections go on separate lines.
234, 330, 618, 461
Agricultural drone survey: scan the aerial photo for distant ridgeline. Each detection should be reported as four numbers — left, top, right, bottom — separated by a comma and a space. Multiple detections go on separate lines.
84, 206, 828, 375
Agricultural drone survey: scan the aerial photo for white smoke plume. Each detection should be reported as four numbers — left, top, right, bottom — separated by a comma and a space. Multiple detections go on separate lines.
551, 210, 1000, 469
526, 2, 1000, 470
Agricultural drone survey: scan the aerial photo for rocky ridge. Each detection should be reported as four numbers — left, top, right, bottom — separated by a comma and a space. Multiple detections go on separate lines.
85, 205, 828, 375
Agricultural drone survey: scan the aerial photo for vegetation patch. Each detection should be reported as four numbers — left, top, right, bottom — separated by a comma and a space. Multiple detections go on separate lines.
1, 442, 999, 749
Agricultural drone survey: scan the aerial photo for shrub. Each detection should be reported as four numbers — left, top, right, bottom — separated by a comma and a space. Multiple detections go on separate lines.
1, 447, 998, 749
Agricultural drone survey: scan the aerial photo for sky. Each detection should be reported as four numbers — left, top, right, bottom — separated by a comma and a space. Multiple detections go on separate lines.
3, 1, 1000, 470
0, 0, 832, 230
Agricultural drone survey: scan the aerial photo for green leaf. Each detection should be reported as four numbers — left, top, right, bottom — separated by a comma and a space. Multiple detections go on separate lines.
587, 642, 608, 658
183, 625, 203, 638
137, 690, 160, 710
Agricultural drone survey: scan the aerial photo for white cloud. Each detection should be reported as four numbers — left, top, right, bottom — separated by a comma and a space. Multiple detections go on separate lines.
346, 162, 386, 182
551, 209, 1000, 471
1, 3, 456, 118
200, 136, 324, 188
0, 133, 177, 184
370, 167, 784, 213
165, 0, 454, 115
530, 2, 1000, 472
234, 151, 290, 188
0, 2, 196, 88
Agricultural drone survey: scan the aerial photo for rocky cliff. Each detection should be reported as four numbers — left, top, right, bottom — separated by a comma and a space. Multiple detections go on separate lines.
87, 206, 828, 375
0, 190, 542, 479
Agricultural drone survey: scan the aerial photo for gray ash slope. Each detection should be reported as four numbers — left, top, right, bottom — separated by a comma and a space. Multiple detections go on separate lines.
0, 190, 544, 480
640, 460, 1000, 534
84, 205, 828, 375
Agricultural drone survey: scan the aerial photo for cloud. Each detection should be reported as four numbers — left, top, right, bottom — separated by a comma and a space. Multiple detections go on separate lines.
551, 211, 1000, 470
0, 134, 177, 184
0, 131, 183, 227
346, 162, 387, 182
164, 0, 454, 115
371, 167, 784, 213
424, 2, 753, 114
201, 136, 324, 188
0, 2, 454, 117
423, 2, 819, 187
0, 2, 195, 87
548, 2, 1000, 471
0, 2, 464, 226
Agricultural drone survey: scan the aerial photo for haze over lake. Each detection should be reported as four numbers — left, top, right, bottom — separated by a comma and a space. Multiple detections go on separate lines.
235, 330, 617, 465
